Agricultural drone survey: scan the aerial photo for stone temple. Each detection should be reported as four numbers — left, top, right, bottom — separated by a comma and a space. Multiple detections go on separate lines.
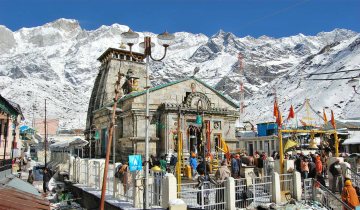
85, 48, 239, 162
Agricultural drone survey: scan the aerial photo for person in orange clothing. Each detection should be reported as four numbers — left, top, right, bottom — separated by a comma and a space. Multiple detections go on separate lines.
341, 180, 360, 210
315, 155, 323, 175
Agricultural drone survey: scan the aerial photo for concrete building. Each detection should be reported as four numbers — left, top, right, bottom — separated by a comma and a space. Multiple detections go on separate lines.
85, 48, 239, 161
236, 122, 278, 156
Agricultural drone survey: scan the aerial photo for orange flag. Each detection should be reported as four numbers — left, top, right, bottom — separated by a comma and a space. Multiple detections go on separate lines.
276, 110, 283, 127
323, 109, 328, 125
287, 105, 295, 120
331, 110, 336, 129
273, 100, 278, 118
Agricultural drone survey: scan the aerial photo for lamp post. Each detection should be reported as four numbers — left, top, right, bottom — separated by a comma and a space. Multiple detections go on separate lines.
121, 29, 175, 209
348, 78, 360, 95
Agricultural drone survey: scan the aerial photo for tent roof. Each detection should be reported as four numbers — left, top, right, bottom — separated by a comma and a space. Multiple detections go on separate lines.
342, 131, 360, 145
50, 136, 88, 149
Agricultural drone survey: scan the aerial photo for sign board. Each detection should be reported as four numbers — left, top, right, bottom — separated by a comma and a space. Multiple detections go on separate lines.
129, 155, 142, 172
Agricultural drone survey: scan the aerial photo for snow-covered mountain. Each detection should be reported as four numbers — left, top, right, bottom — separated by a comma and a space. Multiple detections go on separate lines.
0, 18, 359, 129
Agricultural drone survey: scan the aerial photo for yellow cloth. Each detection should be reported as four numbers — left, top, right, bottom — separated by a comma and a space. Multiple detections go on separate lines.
284, 139, 298, 151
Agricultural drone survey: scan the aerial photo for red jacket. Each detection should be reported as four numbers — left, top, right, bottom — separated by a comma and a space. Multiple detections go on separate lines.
315, 157, 322, 174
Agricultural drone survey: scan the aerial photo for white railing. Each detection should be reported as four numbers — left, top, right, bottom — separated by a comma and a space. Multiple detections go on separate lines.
90, 161, 100, 189
235, 176, 272, 208
80, 160, 88, 185
116, 171, 135, 203
149, 171, 163, 207
178, 180, 227, 210
279, 173, 293, 198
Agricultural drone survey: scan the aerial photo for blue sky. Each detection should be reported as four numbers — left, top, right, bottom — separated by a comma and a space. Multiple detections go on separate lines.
0, 0, 359, 38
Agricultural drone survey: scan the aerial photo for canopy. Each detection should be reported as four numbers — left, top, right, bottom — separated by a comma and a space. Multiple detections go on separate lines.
50, 136, 88, 149
342, 131, 360, 145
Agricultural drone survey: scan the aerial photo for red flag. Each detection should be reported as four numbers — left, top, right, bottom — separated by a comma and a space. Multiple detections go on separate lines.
273, 100, 278, 118
287, 105, 295, 120
276, 110, 283, 127
331, 110, 336, 129
323, 109, 328, 125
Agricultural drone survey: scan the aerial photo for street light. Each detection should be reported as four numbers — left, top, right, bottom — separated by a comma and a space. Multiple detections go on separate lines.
121, 29, 175, 209
348, 78, 360, 95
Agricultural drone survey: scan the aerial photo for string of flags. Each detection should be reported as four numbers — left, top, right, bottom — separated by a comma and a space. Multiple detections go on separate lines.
273, 99, 336, 129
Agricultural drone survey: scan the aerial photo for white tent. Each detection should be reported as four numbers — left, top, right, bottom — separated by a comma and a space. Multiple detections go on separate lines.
342, 131, 360, 145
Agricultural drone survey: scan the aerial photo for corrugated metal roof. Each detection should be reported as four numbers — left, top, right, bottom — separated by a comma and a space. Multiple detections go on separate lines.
0, 187, 50, 210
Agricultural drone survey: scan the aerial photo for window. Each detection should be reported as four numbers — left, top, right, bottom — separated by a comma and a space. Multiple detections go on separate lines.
214, 121, 221, 130
259, 141, 263, 150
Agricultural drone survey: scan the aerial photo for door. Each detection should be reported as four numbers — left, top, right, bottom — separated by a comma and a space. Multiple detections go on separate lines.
248, 143, 254, 156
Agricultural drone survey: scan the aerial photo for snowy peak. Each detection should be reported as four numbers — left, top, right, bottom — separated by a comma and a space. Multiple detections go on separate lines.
0, 19, 359, 129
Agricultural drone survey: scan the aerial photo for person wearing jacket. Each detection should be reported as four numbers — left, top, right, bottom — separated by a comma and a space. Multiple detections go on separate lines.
301, 158, 309, 179
315, 155, 323, 175
215, 160, 231, 208
329, 160, 342, 193
189, 153, 198, 179
341, 180, 360, 210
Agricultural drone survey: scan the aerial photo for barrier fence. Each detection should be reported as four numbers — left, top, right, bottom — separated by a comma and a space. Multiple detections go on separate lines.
279, 173, 293, 197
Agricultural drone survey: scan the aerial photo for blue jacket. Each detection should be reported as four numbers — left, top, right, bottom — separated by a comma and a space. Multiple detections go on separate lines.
190, 157, 198, 169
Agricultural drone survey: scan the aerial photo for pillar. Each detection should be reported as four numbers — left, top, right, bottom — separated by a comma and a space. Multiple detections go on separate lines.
293, 171, 302, 201
226, 177, 236, 210
161, 174, 177, 208
133, 172, 144, 208
272, 172, 281, 204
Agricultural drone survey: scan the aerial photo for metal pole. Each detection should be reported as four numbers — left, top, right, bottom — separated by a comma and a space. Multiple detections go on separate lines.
334, 130, 339, 157
278, 129, 284, 174
176, 108, 181, 194
144, 54, 150, 209
44, 99, 47, 168
113, 124, 116, 198
100, 72, 123, 210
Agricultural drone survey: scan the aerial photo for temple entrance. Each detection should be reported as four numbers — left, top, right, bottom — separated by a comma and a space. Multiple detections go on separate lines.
188, 125, 202, 156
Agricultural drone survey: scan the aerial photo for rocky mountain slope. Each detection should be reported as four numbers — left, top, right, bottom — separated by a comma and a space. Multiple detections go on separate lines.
0, 18, 359, 129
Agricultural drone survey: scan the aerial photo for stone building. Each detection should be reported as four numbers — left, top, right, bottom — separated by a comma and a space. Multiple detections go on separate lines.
85, 48, 239, 161
0, 95, 23, 160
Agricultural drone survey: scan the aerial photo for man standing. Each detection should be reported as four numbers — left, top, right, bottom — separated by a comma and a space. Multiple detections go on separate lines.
169, 154, 177, 174
231, 154, 240, 178
215, 160, 231, 208
329, 160, 342, 193
42, 168, 52, 193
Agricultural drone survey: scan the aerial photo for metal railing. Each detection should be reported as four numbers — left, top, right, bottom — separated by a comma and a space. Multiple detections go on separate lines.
303, 178, 352, 210
347, 167, 360, 188
313, 180, 352, 210
235, 176, 272, 209
149, 172, 163, 207
279, 173, 293, 196
178, 180, 227, 210
235, 178, 253, 209
116, 171, 135, 203
90, 161, 100, 189
80, 160, 88, 185
106, 166, 114, 195
303, 178, 313, 202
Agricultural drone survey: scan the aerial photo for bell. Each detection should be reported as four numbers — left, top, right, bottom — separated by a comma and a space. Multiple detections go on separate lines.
308, 138, 318, 149
196, 115, 202, 124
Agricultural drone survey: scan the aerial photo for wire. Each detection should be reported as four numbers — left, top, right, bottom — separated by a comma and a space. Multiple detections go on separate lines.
308, 68, 360, 76
306, 76, 360, 81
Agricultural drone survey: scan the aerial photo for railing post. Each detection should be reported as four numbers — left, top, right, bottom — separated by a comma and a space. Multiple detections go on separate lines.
271, 172, 281, 204
226, 177, 236, 210
253, 177, 256, 203
133, 171, 144, 208
293, 171, 302, 201
161, 173, 177, 208
201, 184, 204, 209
